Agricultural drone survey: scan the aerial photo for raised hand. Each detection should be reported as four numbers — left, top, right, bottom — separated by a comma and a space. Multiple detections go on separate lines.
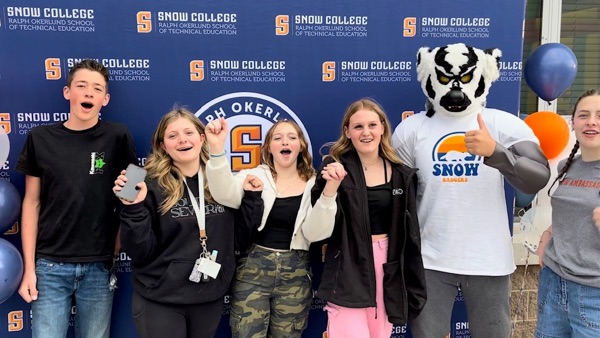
464, 113, 496, 157
243, 174, 264, 192
205, 117, 229, 154
113, 169, 147, 205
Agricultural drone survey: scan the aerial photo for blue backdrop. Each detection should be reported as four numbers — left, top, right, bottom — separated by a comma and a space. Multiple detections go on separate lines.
0, 1, 525, 337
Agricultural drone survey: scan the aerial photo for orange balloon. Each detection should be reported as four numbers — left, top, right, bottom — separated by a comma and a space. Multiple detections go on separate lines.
524, 111, 570, 159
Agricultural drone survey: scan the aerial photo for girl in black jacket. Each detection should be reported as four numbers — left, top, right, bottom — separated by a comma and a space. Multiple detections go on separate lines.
113, 108, 262, 338
313, 98, 426, 338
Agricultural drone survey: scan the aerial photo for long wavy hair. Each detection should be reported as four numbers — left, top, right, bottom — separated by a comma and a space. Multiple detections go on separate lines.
547, 89, 600, 195
261, 120, 315, 181
145, 107, 212, 214
326, 98, 401, 164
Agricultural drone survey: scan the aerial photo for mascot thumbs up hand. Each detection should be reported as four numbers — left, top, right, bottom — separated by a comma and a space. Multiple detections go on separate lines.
464, 113, 496, 157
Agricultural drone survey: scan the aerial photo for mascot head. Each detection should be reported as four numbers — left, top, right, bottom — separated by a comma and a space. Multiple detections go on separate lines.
416, 43, 501, 117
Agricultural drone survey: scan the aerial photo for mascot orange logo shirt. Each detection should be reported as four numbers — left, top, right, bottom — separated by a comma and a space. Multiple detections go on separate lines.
432, 132, 481, 183
394, 42, 547, 276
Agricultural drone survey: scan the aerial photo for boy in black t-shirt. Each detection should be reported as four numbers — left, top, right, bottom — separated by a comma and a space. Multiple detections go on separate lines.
16, 59, 137, 338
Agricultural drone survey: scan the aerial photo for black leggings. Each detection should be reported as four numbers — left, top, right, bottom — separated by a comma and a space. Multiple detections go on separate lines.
132, 291, 223, 338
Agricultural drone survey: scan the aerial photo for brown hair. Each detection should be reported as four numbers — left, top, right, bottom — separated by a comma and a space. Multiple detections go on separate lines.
261, 120, 315, 181
66, 59, 110, 92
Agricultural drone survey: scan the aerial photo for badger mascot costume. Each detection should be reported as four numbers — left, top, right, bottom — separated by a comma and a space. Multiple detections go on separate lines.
392, 43, 550, 337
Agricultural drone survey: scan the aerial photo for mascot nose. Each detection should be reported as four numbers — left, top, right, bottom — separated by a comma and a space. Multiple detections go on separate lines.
448, 89, 465, 103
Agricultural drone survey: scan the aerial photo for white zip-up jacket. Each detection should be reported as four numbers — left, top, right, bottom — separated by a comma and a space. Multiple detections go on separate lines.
206, 156, 337, 250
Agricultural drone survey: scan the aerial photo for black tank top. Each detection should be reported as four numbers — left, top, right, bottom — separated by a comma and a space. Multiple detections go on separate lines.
367, 160, 392, 235
254, 194, 302, 250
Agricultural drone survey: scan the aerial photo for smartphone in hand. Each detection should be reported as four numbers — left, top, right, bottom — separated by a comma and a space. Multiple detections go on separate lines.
115, 163, 147, 202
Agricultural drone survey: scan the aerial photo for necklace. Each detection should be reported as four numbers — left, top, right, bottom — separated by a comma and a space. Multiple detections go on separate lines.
276, 175, 299, 196
361, 158, 380, 171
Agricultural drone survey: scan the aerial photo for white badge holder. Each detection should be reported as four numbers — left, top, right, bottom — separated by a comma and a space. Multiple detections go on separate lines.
197, 257, 221, 279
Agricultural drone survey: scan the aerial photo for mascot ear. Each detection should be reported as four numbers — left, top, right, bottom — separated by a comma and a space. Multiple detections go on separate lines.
416, 47, 431, 66
482, 48, 502, 82
416, 46, 433, 83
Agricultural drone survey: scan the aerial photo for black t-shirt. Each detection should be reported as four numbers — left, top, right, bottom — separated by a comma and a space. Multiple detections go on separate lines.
16, 120, 138, 262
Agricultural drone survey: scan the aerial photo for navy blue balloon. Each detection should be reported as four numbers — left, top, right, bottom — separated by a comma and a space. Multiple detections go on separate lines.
0, 238, 23, 304
524, 43, 578, 102
515, 190, 536, 208
0, 179, 21, 234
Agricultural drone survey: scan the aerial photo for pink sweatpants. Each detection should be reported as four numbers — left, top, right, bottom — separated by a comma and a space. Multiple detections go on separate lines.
324, 237, 392, 338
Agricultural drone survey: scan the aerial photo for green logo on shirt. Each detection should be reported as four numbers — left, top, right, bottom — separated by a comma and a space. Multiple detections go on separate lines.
89, 152, 106, 174
95, 158, 106, 169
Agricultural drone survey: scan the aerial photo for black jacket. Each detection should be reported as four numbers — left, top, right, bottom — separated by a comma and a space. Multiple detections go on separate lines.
311, 150, 426, 324
120, 174, 262, 305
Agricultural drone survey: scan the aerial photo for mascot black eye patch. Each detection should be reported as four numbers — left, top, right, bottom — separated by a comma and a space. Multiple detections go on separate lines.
435, 68, 475, 85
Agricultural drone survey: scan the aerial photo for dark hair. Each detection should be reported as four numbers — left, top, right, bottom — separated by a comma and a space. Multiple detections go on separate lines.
66, 59, 110, 92
547, 89, 600, 195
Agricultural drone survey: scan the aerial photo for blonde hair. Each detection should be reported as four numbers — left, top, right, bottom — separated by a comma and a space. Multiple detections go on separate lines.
145, 107, 212, 214
327, 98, 401, 164
261, 120, 315, 181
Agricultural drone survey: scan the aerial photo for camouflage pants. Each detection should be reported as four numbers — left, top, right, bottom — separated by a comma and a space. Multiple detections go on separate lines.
229, 245, 312, 338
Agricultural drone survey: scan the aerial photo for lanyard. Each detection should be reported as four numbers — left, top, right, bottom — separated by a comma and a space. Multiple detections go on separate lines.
183, 172, 209, 257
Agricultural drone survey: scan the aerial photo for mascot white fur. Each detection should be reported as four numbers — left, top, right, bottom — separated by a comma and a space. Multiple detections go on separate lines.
417, 43, 501, 118
392, 43, 550, 337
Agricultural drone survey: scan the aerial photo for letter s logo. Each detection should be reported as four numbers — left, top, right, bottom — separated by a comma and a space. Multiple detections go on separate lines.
190, 60, 204, 81
403, 17, 416, 37
275, 15, 289, 36
322, 61, 335, 82
0, 112, 11, 134
8, 311, 23, 332
230, 125, 262, 171
137, 11, 152, 33
45, 58, 61, 80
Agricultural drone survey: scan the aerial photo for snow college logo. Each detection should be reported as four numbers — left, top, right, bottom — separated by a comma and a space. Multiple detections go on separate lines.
195, 92, 311, 172
431, 132, 481, 183
89, 152, 106, 174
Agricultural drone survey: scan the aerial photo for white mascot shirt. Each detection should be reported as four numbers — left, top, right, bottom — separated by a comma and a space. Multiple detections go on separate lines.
393, 108, 538, 276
